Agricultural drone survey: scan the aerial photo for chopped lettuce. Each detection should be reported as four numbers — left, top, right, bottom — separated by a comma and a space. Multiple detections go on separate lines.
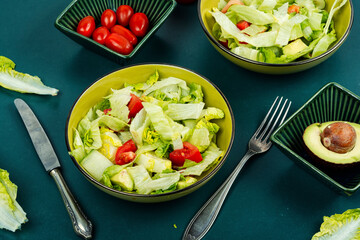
0, 56, 58, 95
312, 209, 360, 240
166, 103, 205, 120
71, 70, 226, 194
70, 129, 86, 162
199, 107, 225, 121
0, 169, 27, 232
108, 87, 132, 122
142, 102, 175, 141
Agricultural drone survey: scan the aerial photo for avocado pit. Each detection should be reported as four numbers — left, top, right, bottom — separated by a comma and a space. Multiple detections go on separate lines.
320, 122, 356, 154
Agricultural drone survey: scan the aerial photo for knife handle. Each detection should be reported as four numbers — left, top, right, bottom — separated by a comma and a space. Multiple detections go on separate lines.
50, 168, 93, 239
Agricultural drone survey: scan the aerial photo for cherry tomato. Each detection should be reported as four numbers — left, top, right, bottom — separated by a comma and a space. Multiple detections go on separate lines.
288, 5, 300, 14
105, 33, 133, 55
129, 13, 149, 37
92, 26, 110, 45
111, 25, 138, 46
115, 151, 136, 165
103, 108, 112, 115
219, 40, 228, 49
114, 140, 137, 165
101, 9, 117, 29
77, 16, 96, 37
236, 20, 251, 30
127, 94, 143, 118
116, 5, 134, 27
169, 142, 203, 166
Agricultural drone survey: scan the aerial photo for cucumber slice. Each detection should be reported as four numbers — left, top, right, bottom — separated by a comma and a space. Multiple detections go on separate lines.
81, 150, 114, 181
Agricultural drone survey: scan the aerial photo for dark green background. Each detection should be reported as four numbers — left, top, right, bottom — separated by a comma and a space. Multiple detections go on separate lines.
0, 1, 359, 239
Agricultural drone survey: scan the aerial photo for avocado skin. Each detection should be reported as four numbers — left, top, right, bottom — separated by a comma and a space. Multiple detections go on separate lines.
304, 144, 360, 175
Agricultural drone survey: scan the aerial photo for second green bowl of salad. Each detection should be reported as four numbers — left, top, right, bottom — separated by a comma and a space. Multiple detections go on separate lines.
198, 0, 353, 74
66, 64, 235, 203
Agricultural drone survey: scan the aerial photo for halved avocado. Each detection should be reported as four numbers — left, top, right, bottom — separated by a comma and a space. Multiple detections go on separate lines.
303, 121, 360, 171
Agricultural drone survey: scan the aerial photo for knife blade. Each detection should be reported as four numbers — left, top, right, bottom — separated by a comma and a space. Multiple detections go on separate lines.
14, 98, 93, 239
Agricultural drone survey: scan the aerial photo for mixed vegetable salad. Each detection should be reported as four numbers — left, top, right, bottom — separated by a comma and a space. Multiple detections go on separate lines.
70, 70, 225, 194
211, 0, 348, 63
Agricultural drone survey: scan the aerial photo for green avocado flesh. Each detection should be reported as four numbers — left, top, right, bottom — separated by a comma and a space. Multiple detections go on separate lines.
303, 121, 360, 165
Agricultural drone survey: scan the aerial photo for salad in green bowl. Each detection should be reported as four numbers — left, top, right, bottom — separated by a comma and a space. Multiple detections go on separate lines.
70, 70, 225, 195
211, 0, 348, 63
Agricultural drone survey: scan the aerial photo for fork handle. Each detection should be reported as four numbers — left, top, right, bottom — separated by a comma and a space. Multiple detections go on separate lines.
182, 150, 255, 240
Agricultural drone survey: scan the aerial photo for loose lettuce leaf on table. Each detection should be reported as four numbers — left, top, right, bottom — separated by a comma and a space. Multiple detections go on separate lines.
312, 209, 360, 240
0, 169, 27, 232
0, 56, 58, 95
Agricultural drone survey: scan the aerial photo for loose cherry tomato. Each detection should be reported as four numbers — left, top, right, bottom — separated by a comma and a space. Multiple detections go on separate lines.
77, 16, 96, 37
288, 5, 300, 14
169, 142, 203, 166
236, 20, 251, 30
105, 33, 133, 55
116, 5, 134, 27
101, 9, 117, 29
129, 13, 149, 37
92, 26, 110, 45
111, 25, 138, 46
127, 94, 143, 118
115, 151, 136, 165
114, 139, 137, 165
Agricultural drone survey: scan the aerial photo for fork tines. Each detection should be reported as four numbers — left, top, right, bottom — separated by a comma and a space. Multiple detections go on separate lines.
253, 96, 292, 142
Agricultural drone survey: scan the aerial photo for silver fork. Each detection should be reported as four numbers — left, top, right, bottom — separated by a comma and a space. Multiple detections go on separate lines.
182, 96, 291, 240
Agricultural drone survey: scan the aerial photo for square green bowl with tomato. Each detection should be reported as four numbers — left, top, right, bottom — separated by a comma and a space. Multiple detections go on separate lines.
55, 0, 177, 64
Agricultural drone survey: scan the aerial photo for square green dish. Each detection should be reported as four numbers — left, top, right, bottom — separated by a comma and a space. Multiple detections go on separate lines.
271, 82, 360, 196
55, 0, 176, 64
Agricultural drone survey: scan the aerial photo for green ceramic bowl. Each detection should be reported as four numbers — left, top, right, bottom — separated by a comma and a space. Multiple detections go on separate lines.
65, 64, 235, 202
198, 0, 353, 74
271, 82, 360, 195
55, 0, 176, 64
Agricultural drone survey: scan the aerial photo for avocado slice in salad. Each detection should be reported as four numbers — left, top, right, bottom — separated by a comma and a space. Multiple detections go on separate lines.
110, 169, 134, 191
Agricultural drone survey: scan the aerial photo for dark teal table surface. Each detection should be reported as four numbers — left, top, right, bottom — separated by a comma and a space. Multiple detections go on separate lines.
0, 1, 359, 239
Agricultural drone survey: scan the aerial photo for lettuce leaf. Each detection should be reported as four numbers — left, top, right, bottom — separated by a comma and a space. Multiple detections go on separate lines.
312, 209, 360, 240
0, 56, 58, 96
0, 169, 27, 232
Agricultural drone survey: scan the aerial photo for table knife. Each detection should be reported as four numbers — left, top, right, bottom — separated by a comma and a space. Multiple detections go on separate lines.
14, 98, 93, 239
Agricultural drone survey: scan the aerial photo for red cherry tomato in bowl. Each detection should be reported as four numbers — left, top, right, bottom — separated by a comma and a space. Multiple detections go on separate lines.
116, 5, 134, 27
101, 9, 117, 29
92, 26, 110, 45
77, 16, 96, 37
105, 33, 133, 55
111, 25, 138, 46
129, 13, 149, 37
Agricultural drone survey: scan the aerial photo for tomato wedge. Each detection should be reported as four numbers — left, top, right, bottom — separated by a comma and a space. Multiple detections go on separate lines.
169, 142, 203, 166
236, 20, 251, 31
288, 5, 300, 14
116, 151, 136, 165
128, 93, 143, 118
115, 140, 137, 165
